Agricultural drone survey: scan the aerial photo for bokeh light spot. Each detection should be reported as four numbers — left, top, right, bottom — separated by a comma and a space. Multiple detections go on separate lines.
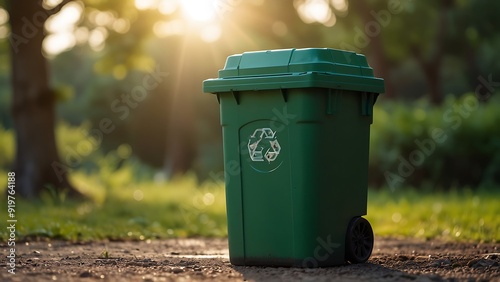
133, 190, 144, 201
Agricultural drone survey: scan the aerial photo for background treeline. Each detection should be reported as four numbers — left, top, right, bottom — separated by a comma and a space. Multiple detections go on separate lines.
0, 0, 499, 190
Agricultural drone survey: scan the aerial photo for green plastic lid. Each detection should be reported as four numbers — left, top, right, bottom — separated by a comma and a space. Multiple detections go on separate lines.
203, 48, 385, 94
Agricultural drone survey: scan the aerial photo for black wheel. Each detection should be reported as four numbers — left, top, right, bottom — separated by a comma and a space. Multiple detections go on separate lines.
345, 217, 374, 263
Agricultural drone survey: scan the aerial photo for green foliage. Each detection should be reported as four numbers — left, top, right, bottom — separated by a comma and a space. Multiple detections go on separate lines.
0, 124, 14, 169
100, 249, 110, 259
370, 94, 500, 189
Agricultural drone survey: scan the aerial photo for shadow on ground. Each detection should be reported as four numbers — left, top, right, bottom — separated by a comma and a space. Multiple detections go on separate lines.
234, 262, 440, 282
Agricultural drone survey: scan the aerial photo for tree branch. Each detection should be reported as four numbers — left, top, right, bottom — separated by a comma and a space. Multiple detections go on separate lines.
430, 2, 449, 64
46, 0, 73, 16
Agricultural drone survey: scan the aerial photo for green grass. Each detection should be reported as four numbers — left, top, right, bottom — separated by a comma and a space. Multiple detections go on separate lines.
366, 188, 499, 242
0, 171, 228, 241
0, 168, 498, 243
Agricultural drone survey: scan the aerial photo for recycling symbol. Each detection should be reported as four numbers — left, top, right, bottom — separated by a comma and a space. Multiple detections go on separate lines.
247, 128, 281, 163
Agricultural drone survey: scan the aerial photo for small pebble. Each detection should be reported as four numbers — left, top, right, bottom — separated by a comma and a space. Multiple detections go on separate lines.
484, 253, 499, 260
397, 255, 409, 261
470, 259, 496, 268
79, 271, 92, 278
172, 267, 184, 274
467, 259, 480, 267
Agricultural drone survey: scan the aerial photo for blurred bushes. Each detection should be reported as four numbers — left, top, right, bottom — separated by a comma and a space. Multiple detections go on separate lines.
0, 125, 14, 169
0, 122, 157, 185
1, 94, 498, 190
369, 93, 500, 190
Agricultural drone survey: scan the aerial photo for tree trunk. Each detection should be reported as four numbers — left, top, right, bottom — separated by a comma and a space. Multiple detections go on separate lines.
412, 0, 452, 105
8, 0, 80, 198
352, 2, 396, 99
422, 64, 443, 105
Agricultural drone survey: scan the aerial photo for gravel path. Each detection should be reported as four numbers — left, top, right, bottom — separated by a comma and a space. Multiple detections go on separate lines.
1, 238, 498, 281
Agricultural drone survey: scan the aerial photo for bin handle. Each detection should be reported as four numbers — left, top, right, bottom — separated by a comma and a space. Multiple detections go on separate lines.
361, 92, 377, 116
231, 90, 240, 105
280, 88, 288, 102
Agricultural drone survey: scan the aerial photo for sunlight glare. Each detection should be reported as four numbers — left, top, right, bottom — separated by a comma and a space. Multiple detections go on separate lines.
295, 0, 333, 25
43, 32, 76, 56
200, 24, 221, 42
272, 21, 288, 37
0, 26, 9, 39
133, 190, 144, 201
45, 1, 83, 33
43, 1, 82, 56
89, 27, 108, 51
180, 0, 216, 23
324, 13, 336, 27
331, 0, 348, 12
42, 0, 63, 9
113, 18, 131, 34
135, 0, 157, 10
94, 11, 115, 27
153, 20, 184, 37
159, 0, 178, 15
0, 8, 9, 25
74, 26, 89, 43
251, 0, 265, 5
202, 193, 215, 206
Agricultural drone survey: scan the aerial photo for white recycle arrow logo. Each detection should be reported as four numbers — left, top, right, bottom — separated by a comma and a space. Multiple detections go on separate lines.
247, 128, 281, 163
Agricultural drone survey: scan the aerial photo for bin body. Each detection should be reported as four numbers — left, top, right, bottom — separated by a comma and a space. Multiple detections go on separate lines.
203, 48, 384, 267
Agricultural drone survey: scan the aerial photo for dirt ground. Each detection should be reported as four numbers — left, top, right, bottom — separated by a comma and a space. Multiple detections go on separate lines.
1, 238, 499, 282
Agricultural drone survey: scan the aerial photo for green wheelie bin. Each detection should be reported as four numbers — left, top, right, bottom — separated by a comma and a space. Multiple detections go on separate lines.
203, 48, 385, 267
